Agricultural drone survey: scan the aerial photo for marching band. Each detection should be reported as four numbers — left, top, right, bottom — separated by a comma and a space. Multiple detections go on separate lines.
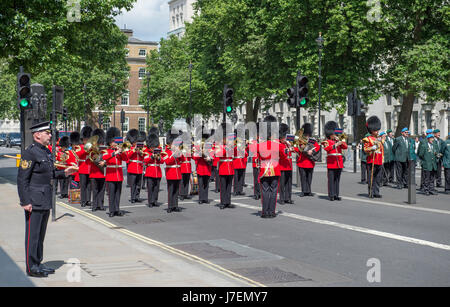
45, 115, 450, 220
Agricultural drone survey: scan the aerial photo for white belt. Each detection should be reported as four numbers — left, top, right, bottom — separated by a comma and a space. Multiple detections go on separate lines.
328, 153, 342, 156
129, 160, 143, 163
147, 164, 160, 167
220, 159, 233, 162
181, 161, 191, 164
166, 165, 180, 168
79, 159, 86, 162
106, 165, 122, 168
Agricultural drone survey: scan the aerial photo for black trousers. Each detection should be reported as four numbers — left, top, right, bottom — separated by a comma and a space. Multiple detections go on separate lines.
444, 168, 450, 192
107, 181, 122, 214
128, 173, 142, 201
211, 166, 217, 182
253, 167, 260, 197
79, 174, 92, 204
146, 177, 161, 205
260, 176, 279, 215
423, 170, 435, 194
382, 163, 390, 185
198, 175, 210, 202
219, 175, 233, 206
280, 170, 293, 201
233, 169, 245, 194
436, 161, 442, 186
91, 178, 106, 210
386, 161, 395, 183
361, 161, 367, 182
25, 209, 50, 273
167, 180, 180, 209
327, 169, 342, 198
299, 167, 314, 194
58, 177, 69, 196
396, 161, 408, 187
179, 173, 190, 197
367, 164, 383, 197
215, 167, 220, 192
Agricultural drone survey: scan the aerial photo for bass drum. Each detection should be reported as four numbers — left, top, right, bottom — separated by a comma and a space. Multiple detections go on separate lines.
190, 172, 199, 195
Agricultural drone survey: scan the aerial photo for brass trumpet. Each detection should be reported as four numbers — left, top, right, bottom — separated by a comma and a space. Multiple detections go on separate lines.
84, 135, 99, 152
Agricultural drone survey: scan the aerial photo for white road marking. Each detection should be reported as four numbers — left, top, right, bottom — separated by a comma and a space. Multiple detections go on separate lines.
230, 201, 450, 252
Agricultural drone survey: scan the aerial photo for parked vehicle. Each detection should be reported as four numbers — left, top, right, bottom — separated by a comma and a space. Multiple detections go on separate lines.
0, 133, 7, 146
6, 132, 21, 148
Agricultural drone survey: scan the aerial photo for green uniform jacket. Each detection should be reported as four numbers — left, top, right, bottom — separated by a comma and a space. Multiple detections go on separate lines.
418, 141, 438, 171
442, 139, 450, 169
360, 144, 367, 163
383, 139, 393, 163
392, 136, 410, 162
434, 138, 445, 162
408, 139, 417, 161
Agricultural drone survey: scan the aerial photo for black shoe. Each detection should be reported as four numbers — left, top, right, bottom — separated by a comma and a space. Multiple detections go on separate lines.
261, 214, 269, 218
329, 197, 335, 201
130, 200, 135, 204
429, 191, 437, 195
360, 181, 367, 184
299, 192, 305, 197
86, 201, 92, 207
307, 193, 314, 197
238, 192, 246, 196
27, 269, 48, 278
219, 205, 225, 210
173, 207, 182, 212
179, 196, 185, 201
198, 201, 203, 204
286, 200, 294, 204
374, 195, 382, 198
203, 200, 210, 204
40, 265, 55, 274
185, 195, 192, 199
403, 185, 408, 188
116, 211, 124, 216
99, 207, 106, 211
334, 196, 342, 201
109, 212, 115, 217
227, 204, 236, 208
134, 198, 143, 203
92, 208, 97, 212
167, 208, 174, 213
436, 185, 442, 188
81, 202, 86, 207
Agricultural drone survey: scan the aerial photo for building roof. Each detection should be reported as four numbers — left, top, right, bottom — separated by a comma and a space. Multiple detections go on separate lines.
128, 37, 158, 45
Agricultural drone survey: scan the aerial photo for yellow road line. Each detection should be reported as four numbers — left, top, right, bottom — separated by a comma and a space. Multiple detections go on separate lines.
57, 202, 265, 287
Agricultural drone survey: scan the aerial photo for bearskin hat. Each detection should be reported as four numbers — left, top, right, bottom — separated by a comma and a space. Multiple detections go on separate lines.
166, 131, 179, 145
325, 121, 338, 138
301, 123, 313, 136
215, 123, 233, 142
148, 126, 159, 137
147, 133, 160, 148
92, 128, 105, 145
81, 126, 93, 140
279, 123, 289, 138
261, 115, 279, 140
366, 116, 381, 133
126, 129, 139, 144
138, 131, 147, 143
69, 131, 81, 145
59, 136, 69, 148
106, 127, 121, 145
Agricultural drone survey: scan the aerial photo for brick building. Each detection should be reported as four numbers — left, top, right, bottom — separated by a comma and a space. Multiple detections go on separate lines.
96, 29, 158, 133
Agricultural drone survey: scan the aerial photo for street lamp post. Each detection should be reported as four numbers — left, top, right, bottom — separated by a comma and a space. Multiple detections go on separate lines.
188, 62, 193, 126
316, 32, 324, 140
146, 72, 151, 129
316, 32, 324, 162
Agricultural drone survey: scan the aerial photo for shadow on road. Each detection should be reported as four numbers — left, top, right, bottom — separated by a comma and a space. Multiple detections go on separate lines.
0, 247, 35, 287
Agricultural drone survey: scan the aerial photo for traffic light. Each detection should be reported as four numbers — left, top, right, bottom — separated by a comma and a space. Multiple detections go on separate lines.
120, 109, 126, 124
62, 107, 68, 121
347, 89, 364, 116
297, 73, 309, 108
17, 72, 31, 110
223, 85, 234, 114
286, 87, 296, 108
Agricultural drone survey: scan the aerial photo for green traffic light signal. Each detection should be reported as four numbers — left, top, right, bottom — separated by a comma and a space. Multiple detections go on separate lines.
20, 98, 29, 108
299, 98, 306, 106
226, 106, 232, 113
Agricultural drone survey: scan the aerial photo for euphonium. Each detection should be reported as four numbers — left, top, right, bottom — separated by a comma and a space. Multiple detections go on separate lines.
84, 135, 99, 153
293, 128, 308, 150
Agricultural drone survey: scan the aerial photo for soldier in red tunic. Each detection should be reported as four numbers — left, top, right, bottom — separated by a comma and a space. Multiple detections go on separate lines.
76, 126, 93, 207
249, 133, 260, 200
179, 137, 193, 201
278, 123, 293, 204
233, 133, 248, 196
215, 123, 235, 209
144, 133, 163, 207
125, 129, 145, 203
163, 132, 183, 213
363, 116, 384, 198
193, 130, 214, 204
323, 121, 348, 201
103, 127, 129, 217
89, 128, 107, 212
68, 131, 81, 185
56, 136, 70, 199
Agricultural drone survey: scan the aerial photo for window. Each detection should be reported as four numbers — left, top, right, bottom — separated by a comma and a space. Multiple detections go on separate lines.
425, 111, 432, 129
103, 117, 111, 130
138, 118, 146, 132
139, 49, 146, 57
138, 68, 146, 79
180, 13, 183, 23
413, 111, 418, 135
122, 118, 129, 132
385, 112, 392, 131
121, 91, 129, 105
386, 94, 392, 106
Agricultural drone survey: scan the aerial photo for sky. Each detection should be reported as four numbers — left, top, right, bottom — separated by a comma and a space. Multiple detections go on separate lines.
114, 0, 169, 43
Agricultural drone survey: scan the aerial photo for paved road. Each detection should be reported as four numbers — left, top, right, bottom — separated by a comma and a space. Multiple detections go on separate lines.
2, 149, 449, 286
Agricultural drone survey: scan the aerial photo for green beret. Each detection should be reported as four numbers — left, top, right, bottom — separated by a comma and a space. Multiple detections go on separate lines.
433, 129, 440, 133
365, 133, 370, 137
386, 129, 392, 133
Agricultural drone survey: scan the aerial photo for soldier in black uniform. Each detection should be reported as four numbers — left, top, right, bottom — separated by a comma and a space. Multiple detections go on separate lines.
17, 121, 78, 277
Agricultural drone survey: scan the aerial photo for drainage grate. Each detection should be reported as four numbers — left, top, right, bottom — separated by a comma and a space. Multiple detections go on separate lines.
80, 260, 159, 277
119, 217, 165, 226
232, 267, 312, 284
172, 242, 245, 260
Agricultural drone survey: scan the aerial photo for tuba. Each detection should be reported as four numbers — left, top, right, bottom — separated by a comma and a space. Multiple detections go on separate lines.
292, 128, 309, 150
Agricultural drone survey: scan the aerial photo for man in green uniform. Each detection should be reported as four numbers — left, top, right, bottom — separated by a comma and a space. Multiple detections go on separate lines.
385, 129, 395, 183
392, 127, 410, 189
433, 129, 445, 188
441, 132, 450, 194
418, 134, 438, 196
